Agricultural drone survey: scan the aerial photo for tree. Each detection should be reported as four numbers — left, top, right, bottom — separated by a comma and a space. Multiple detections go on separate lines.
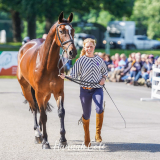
0, 1, 22, 42
40, 0, 100, 33
146, 0, 160, 39
131, 0, 160, 39
101, 0, 135, 18
74, 0, 135, 26
39, 0, 65, 33
21, 0, 43, 39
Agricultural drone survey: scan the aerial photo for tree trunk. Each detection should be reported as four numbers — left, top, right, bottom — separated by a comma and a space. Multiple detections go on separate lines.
45, 18, 53, 34
27, 15, 36, 39
11, 10, 22, 42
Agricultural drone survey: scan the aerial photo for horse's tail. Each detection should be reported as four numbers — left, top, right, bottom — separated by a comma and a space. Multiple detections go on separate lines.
31, 87, 53, 112
31, 87, 39, 112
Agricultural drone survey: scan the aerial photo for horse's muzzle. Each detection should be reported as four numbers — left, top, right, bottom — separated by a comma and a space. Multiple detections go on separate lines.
68, 49, 77, 59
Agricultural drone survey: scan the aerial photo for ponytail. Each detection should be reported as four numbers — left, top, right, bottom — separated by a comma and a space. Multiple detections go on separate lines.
80, 48, 86, 57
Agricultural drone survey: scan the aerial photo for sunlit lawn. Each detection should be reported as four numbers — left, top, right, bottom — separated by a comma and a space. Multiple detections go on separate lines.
72, 48, 160, 64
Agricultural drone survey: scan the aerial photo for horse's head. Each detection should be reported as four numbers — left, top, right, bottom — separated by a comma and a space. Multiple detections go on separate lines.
55, 12, 77, 59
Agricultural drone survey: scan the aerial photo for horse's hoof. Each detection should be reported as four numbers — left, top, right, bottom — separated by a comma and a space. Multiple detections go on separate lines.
42, 142, 51, 149
35, 136, 43, 144
59, 141, 67, 148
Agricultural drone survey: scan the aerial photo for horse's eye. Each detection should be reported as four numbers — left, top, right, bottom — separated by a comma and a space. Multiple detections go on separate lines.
59, 30, 63, 34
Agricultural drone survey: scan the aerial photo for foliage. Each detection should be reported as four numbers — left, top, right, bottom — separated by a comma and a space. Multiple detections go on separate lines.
0, 11, 10, 19
72, 48, 160, 64
101, 0, 134, 18
87, 10, 115, 27
21, 20, 45, 39
36, 21, 45, 38
0, 0, 136, 40
131, 0, 160, 39
21, 21, 27, 39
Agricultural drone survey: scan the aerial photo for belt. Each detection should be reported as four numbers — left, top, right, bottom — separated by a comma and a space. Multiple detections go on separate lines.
82, 87, 93, 90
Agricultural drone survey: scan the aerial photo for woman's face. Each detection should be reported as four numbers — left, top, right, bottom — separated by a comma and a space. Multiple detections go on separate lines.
84, 42, 95, 57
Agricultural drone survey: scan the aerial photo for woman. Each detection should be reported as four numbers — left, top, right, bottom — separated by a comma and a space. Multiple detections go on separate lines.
59, 38, 108, 147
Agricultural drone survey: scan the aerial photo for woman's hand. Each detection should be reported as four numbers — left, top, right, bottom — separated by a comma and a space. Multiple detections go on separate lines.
99, 77, 106, 86
58, 73, 66, 79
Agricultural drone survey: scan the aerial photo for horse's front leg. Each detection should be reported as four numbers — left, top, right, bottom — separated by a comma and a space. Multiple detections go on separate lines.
57, 95, 67, 147
36, 92, 50, 149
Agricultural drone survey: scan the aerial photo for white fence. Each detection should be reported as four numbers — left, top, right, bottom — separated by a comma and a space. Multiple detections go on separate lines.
141, 66, 160, 101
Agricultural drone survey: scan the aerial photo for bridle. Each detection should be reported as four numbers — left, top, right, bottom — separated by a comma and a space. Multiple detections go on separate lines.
56, 23, 74, 75
56, 23, 74, 52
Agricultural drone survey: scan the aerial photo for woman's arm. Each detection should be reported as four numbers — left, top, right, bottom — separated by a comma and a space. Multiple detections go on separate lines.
59, 58, 81, 80
99, 61, 108, 85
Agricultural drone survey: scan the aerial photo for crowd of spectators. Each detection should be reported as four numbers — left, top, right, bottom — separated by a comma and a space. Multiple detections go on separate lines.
95, 52, 160, 87
63, 51, 160, 88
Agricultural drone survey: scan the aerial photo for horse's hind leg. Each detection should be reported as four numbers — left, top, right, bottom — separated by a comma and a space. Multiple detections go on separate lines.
18, 77, 42, 143
35, 92, 50, 149
31, 87, 43, 144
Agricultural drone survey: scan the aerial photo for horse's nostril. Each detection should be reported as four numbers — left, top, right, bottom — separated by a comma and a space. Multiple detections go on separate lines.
69, 51, 73, 56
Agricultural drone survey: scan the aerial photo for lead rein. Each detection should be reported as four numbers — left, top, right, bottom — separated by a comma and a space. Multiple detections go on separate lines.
64, 75, 126, 128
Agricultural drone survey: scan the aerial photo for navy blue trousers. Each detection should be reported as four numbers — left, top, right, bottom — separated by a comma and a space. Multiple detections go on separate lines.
80, 87, 103, 120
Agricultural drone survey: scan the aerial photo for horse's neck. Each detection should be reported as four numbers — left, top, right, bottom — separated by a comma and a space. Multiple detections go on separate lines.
40, 22, 60, 71
47, 41, 60, 71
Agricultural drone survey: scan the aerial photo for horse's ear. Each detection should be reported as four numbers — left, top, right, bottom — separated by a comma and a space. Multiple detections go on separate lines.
67, 13, 73, 23
58, 11, 64, 23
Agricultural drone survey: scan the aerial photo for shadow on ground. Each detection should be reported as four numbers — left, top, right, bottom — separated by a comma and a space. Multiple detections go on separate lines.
51, 140, 160, 153
104, 142, 160, 153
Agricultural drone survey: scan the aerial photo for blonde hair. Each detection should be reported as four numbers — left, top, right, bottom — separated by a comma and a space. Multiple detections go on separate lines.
120, 53, 126, 58
80, 38, 96, 57
157, 57, 160, 64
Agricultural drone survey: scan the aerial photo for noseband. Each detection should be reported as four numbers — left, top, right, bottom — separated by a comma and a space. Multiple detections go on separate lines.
56, 23, 74, 53
56, 23, 74, 75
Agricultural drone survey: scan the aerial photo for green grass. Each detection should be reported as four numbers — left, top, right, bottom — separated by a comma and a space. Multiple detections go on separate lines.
0, 48, 20, 51
0, 76, 17, 79
6, 42, 22, 46
0, 42, 21, 51
72, 49, 160, 64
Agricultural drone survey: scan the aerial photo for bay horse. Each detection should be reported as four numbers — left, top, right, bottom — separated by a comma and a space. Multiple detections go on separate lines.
17, 12, 77, 149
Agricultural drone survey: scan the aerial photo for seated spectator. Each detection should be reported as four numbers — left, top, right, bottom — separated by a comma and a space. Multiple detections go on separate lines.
141, 66, 149, 81
136, 52, 141, 57
154, 56, 160, 68
141, 54, 146, 65
121, 56, 135, 81
98, 52, 105, 60
145, 56, 159, 88
110, 55, 116, 71
104, 54, 112, 71
148, 54, 154, 65
126, 54, 143, 85
131, 52, 136, 62
143, 56, 152, 75
114, 53, 120, 68
108, 54, 127, 82
116, 53, 126, 70
42, 34, 48, 39
22, 36, 30, 45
